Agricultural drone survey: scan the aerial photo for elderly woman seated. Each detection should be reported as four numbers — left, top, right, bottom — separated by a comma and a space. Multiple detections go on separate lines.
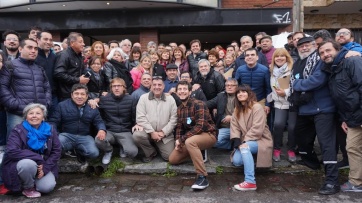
1, 103, 61, 198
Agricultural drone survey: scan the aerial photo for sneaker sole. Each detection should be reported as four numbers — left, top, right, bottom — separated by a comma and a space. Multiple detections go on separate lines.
234, 185, 257, 191
341, 189, 362, 192
338, 166, 350, 170
191, 184, 209, 190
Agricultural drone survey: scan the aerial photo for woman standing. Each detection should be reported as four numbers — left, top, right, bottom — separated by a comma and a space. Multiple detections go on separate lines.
2, 103, 61, 198
267, 48, 296, 163
88, 41, 107, 65
172, 47, 189, 79
230, 85, 273, 191
149, 51, 166, 80
125, 46, 142, 71
105, 48, 133, 94
158, 50, 172, 71
86, 56, 110, 107
130, 54, 152, 90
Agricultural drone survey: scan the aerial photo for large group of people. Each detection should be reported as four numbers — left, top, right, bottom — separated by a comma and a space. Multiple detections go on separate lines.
0, 26, 361, 198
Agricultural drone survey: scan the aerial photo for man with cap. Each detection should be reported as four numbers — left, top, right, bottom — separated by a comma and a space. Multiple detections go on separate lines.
164, 63, 179, 93
284, 33, 294, 53
259, 35, 276, 66
291, 36, 339, 195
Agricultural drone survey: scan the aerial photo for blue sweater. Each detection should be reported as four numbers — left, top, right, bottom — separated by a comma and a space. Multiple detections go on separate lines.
343, 42, 362, 53
235, 63, 271, 106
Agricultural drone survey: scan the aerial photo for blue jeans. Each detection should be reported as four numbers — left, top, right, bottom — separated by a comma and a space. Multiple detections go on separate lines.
214, 128, 231, 149
232, 141, 258, 184
59, 133, 99, 159
6, 112, 23, 139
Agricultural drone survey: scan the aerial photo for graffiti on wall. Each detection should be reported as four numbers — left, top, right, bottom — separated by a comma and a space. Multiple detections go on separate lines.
273, 12, 291, 24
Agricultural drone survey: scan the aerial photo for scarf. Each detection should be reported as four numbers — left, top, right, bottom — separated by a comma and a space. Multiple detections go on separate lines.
23, 120, 52, 154
273, 63, 288, 78
303, 51, 320, 79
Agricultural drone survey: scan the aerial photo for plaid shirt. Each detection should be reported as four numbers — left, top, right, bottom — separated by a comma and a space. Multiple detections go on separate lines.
176, 98, 217, 143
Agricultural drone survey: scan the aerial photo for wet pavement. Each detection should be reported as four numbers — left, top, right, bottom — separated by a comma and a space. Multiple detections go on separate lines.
1, 172, 362, 202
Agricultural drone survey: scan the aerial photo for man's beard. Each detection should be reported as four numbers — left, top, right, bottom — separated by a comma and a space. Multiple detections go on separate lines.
299, 47, 316, 60
6, 46, 18, 52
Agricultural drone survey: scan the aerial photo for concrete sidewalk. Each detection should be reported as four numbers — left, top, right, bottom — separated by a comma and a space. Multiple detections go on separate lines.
59, 147, 317, 175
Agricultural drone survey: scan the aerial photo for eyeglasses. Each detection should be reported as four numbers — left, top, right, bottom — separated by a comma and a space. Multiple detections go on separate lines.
225, 84, 237, 87
6, 38, 18, 42
180, 76, 190, 79
336, 31, 350, 37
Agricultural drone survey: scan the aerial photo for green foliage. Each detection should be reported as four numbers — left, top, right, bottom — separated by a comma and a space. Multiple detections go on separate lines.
163, 163, 177, 178
216, 166, 224, 175
101, 159, 125, 178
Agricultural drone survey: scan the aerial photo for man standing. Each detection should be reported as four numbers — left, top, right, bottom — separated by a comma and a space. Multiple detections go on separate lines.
235, 48, 271, 114
259, 35, 276, 66
35, 31, 57, 117
187, 39, 207, 78
49, 84, 106, 168
97, 78, 138, 164
28, 26, 42, 41
335, 28, 362, 53
254, 32, 267, 51
319, 40, 362, 192
54, 32, 88, 101
2, 30, 20, 61
131, 73, 152, 105
292, 37, 339, 195
207, 78, 238, 149
163, 64, 179, 93
133, 77, 177, 162
0, 38, 51, 136
169, 81, 217, 190
235, 36, 268, 68
193, 59, 225, 101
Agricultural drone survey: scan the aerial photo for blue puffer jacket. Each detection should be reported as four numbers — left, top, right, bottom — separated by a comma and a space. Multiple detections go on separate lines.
48, 99, 106, 135
293, 60, 335, 115
235, 63, 272, 106
343, 41, 362, 53
0, 57, 52, 116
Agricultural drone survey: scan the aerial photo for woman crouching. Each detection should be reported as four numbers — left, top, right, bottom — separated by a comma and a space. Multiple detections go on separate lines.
2, 103, 61, 198
230, 84, 273, 191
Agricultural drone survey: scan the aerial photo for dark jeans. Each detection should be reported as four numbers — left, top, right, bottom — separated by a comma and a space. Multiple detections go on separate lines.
0, 110, 7, 146
295, 113, 338, 185
273, 109, 297, 150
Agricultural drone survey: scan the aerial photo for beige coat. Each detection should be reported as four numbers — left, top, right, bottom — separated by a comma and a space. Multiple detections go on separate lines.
230, 103, 273, 168
136, 92, 178, 144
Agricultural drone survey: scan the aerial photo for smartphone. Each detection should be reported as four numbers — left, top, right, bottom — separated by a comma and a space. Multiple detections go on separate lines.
84, 71, 92, 78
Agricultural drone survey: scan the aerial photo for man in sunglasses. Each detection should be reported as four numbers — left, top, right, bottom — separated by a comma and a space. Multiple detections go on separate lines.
335, 28, 362, 53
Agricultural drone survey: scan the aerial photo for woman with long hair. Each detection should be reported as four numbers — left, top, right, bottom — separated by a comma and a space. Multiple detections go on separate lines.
130, 54, 152, 90
172, 47, 189, 79
267, 48, 296, 163
230, 84, 273, 191
158, 49, 172, 71
149, 50, 166, 80
89, 41, 107, 64
125, 46, 142, 70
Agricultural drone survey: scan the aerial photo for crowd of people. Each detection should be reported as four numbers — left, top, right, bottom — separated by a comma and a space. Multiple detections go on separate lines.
0, 25, 362, 198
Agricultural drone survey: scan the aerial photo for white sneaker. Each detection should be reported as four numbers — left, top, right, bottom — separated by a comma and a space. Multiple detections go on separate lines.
120, 148, 126, 158
102, 151, 113, 165
0, 145, 5, 164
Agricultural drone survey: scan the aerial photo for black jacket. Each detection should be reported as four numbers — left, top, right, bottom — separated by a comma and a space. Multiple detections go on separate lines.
98, 93, 136, 132
193, 69, 225, 101
107, 59, 134, 94
187, 52, 207, 77
35, 49, 57, 94
48, 98, 106, 135
54, 47, 84, 99
207, 91, 230, 128
323, 48, 362, 127
85, 69, 109, 99
153, 63, 166, 80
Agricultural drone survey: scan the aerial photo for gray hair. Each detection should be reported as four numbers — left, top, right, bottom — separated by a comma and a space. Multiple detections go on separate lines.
147, 41, 157, 48
240, 35, 252, 43
106, 47, 125, 60
226, 78, 238, 85
198, 59, 210, 67
23, 103, 47, 119
67, 32, 82, 45
120, 39, 132, 47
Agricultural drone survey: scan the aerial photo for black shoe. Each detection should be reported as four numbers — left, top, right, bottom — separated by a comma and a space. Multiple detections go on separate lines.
296, 159, 320, 170
201, 150, 208, 163
142, 152, 157, 163
77, 154, 87, 164
337, 160, 349, 169
191, 175, 209, 190
64, 150, 77, 158
318, 183, 340, 195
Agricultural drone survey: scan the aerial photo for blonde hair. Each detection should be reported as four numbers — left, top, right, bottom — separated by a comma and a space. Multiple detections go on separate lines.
270, 48, 293, 72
